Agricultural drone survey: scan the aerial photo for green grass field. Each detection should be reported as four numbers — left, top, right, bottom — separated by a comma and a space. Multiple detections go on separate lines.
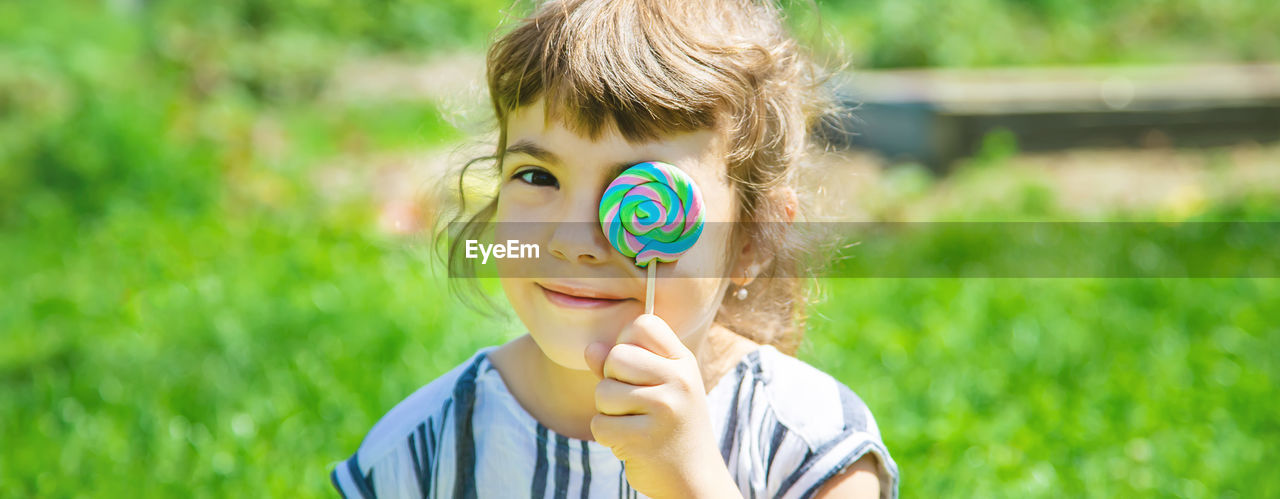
3, 1, 1278, 496
6, 180, 1277, 496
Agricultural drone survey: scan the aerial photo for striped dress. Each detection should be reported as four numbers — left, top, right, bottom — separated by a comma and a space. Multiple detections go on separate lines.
331, 345, 899, 499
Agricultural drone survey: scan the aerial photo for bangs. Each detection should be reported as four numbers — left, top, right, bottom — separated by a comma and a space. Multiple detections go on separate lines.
486, 0, 767, 142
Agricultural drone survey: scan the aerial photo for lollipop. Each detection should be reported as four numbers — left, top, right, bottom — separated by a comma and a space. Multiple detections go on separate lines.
598, 161, 705, 314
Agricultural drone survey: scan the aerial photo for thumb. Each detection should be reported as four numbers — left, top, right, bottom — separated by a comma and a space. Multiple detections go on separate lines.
583, 341, 609, 380
617, 313, 691, 360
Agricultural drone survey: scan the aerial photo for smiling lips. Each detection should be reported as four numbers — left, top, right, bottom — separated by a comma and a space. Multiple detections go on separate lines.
537, 282, 633, 309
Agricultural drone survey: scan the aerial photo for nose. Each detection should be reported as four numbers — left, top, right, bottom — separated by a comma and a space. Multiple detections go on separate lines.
545, 192, 613, 265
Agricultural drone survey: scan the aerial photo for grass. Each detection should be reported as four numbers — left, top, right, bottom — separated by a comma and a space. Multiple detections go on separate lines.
5, 158, 1277, 496
3, 0, 1278, 496
1, 193, 509, 495
804, 277, 1278, 496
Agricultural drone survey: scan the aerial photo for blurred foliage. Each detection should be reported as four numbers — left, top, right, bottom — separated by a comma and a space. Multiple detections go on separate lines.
2, 0, 1278, 497
0, 0, 464, 228
803, 0, 1280, 67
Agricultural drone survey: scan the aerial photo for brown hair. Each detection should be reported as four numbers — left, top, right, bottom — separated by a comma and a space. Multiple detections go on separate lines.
437, 0, 847, 356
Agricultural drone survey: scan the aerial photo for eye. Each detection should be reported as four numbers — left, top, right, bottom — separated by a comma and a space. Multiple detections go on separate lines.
512, 167, 559, 188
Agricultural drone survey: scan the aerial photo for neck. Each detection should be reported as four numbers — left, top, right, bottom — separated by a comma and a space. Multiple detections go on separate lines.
525, 336, 605, 440
492, 323, 758, 442
692, 322, 760, 388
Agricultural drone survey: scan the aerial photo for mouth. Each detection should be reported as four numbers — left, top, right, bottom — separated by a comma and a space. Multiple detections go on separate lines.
536, 282, 634, 309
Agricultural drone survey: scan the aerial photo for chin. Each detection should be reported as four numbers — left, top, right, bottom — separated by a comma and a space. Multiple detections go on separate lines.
527, 330, 593, 371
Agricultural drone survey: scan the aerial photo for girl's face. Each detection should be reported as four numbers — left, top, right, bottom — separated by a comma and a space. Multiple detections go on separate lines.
494, 99, 738, 371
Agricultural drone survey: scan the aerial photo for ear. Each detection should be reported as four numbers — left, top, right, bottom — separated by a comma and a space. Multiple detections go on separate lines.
728, 239, 759, 288
729, 187, 798, 287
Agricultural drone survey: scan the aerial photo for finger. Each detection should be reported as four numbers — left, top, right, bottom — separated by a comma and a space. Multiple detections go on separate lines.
616, 313, 692, 360
601, 343, 671, 386
590, 413, 648, 450
593, 378, 663, 416
584, 341, 609, 380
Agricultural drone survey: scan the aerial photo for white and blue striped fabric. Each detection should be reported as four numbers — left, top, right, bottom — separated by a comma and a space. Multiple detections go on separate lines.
331, 345, 898, 499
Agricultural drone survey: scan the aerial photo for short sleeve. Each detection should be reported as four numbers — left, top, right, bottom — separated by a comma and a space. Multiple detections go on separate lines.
329, 350, 485, 498
766, 382, 900, 499
331, 452, 377, 498
782, 428, 898, 499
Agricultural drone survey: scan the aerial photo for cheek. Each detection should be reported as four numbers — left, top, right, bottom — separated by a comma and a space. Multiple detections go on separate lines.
496, 185, 555, 223
675, 220, 734, 277
497, 278, 535, 336
655, 273, 724, 339
655, 236, 732, 335
492, 207, 556, 279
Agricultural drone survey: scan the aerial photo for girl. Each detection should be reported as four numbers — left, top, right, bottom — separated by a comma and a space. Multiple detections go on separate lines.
332, 0, 898, 497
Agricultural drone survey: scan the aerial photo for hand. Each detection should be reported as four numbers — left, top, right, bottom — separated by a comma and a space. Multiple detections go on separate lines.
584, 314, 742, 499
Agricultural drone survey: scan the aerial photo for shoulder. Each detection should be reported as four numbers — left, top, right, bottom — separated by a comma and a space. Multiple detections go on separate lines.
332, 348, 493, 486
751, 346, 900, 499
754, 345, 880, 447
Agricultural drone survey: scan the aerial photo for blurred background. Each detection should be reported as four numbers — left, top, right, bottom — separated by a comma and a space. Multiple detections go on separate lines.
2, 0, 1277, 496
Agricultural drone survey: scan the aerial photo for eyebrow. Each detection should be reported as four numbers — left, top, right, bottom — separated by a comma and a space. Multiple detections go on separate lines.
503, 139, 641, 180
504, 140, 561, 165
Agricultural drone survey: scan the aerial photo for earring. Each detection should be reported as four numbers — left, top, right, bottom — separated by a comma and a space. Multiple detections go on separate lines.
735, 285, 748, 300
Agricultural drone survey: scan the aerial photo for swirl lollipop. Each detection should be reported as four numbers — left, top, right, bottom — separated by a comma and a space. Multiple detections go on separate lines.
598, 161, 705, 314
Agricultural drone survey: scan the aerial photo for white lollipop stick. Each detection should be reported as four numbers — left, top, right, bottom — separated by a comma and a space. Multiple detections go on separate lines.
645, 264, 656, 315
